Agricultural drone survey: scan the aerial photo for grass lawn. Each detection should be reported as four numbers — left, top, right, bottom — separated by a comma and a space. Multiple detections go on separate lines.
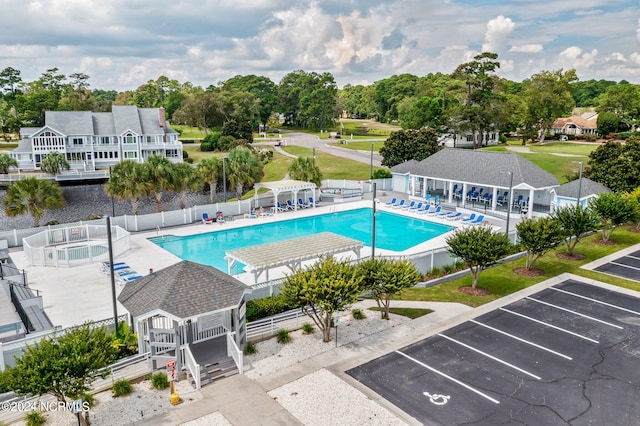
281, 146, 381, 179
173, 125, 206, 139
398, 229, 640, 308
368, 307, 434, 319
328, 140, 386, 152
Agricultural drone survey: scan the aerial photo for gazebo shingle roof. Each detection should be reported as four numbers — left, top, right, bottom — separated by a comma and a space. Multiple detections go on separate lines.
391, 148, 559, 189
554, 178, 611, 198
118, 261, 250, 320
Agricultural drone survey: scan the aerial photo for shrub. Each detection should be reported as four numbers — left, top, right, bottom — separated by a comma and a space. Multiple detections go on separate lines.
352, 309, 366, 320
112, 378, 132, 397
244, 341, 258, 355
430, 266, 442, 277
499, 134, 508, 144
442, 263, 455, 274
372, 169, 392, 179
302, 323, 315, 334
24, 411, 46, 426
81, 393, 96, 408
200, 141, 213, 152
276, 329, 291, 344
246, 295, 299, 322
151, 372, 169, 390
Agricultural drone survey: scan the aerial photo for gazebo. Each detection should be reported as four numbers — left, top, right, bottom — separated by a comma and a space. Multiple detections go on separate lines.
118, 261, 251, 389
253, 179, 317, 212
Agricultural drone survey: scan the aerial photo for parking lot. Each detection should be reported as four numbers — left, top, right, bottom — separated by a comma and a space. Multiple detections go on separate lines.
347, 278, 640, 425
590, 248, 640, 282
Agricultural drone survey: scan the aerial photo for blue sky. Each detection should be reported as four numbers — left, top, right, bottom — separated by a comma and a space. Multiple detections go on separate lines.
1, 0, 639, 91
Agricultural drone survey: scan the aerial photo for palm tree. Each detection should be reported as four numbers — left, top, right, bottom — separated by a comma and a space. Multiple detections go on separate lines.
40, 152, 70, 175
104, 161, 150, 215
288, 156, 323, 186
4, 177, 65, 227
171, 162, 202, 209
143, 155, 175, 212
227, 147, 262, 200
0, 153, 18, 174
196, 157, 222, 203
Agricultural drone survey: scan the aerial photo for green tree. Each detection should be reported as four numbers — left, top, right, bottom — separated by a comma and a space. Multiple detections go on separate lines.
357, 258, 422, 320
596, 111, 620, 135
196, 157, 223, 203
550, 205, 599, 256
278, 70, 338, 129
288, 157, 323, 187
379, 128, 441, 167
585, 138, 640, 193
171, 162, 201, 209
373, 74, 420, 123
515, 216, 564, 270
104, 160, 151, 215
450, 52, 501, 149
226, 146, 262, 200
595, 83, 640, 131
40, 151, 70, 175
143, 155, 175, 212
588, 192, 638, 242
7, 323, 118, 426
4, 177, 65, 227
446, 225, 512, 289
0, 153, 18, 174
223, 75, 278, 127
338, 84, 376, 118
281, 257, 364, 342
524, 69, 578, 143
399, 96, 445, 131
172, 91, 219, 135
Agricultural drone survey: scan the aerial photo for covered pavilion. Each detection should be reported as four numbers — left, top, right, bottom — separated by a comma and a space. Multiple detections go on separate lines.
253, 179, 317, 212
225, 232, 363, 284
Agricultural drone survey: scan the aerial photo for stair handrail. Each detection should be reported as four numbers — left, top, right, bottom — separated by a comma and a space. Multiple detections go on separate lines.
183, 345, 201, 389
226, 332, 243, 375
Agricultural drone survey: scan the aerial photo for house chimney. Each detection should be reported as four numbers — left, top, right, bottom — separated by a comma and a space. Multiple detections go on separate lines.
158, 108, 166, 131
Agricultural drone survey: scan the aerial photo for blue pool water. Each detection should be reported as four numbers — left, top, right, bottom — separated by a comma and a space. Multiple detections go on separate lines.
149, 208, 454, 272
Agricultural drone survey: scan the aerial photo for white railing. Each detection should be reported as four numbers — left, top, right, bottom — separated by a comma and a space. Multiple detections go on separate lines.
193, 325, 226, 344
246, 309, 308, 342
226, 332, 243, 375
183, 345, 201, 389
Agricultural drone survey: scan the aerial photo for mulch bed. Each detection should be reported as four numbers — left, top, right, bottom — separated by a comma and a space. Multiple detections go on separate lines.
513, 267, 545, 277
459, 286, 491, 296
593, 239, 619, 246
628, 227, 640, 233
556, 253, 586, 261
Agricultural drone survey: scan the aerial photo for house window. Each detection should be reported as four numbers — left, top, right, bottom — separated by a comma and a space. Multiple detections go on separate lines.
72, 138, 83, 146
123, 134, 136, 144
146, 136, 155, 143
99, 136, 111, 145
166, 149, 178, 158
124, 151, 137, 159
466, 135, 473, 142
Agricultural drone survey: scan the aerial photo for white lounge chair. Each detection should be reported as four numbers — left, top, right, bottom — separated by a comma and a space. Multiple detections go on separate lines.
392, 199, 406, 209
427, 206, 442, 216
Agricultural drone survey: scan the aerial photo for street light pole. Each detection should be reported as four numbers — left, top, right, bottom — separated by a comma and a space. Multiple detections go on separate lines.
106, 216, 118, 329
574, 161, 583, 209
371, 182, 377, 259
370, 143, 374, 180
503, 171, 513, 240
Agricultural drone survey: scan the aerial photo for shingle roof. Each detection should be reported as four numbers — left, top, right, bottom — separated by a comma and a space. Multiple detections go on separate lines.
118, 260, 251, 320
551, 116, 597, 130
45, 111, 94, 135
391, 149, 559, 189
554, 178, 611, 198
138, 108, 164, 135
112, 105, 142, 135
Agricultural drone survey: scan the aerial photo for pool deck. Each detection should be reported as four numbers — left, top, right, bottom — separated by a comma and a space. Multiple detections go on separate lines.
9, 193, 505, 328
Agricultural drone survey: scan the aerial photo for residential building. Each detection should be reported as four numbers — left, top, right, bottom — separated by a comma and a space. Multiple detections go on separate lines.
12, 106, 182, 172
551, 114, 598, 137
438, 130, 500, 148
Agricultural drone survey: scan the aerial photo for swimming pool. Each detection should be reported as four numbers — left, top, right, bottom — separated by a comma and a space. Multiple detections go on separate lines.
148, 208, 454, 272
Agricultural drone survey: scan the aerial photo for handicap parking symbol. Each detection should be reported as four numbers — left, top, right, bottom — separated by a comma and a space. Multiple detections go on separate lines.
424, 392, 451, 405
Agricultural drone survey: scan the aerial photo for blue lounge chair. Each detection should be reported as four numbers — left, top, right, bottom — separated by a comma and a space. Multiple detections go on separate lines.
446, 212, 463, 221
427, 205, 442, 216
392, 199, 406, 209
409, 202, 423, 212
433, 195, 440, 205
245, 210, 259, 219
385, 197, 397, 207
298, 198, 310, 209
401, 200, 416, 210
309, 197, 319, 206
424, 194, 431, 204
118, 275, 143, 284
417, 204, 432, 214
202, 213, 214, 224
437, 211, 454, 218
468, 215, 485, 226
286, 199, 296, 210
460, 213, 477, 224
276, 202, 287, 212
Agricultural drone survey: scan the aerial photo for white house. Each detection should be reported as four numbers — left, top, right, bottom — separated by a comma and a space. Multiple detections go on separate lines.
438, 130, 500, 148
550, 178, 611, 210
12, 106, 182, 172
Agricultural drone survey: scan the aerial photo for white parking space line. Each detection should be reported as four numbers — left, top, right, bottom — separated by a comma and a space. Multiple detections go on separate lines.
395, 350, 500, 404
628, 255, 640, 260
470, 320, 572, 360
500, 308, 599, 344
609, 261, 640, 271
437, 334, 541, 380
550, 287, 640, 316
525, 297, 624, 329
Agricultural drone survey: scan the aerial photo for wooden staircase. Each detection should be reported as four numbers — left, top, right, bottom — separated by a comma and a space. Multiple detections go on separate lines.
192, 357, 238, 387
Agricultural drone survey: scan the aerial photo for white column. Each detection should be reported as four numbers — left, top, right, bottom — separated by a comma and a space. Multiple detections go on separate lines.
462, 183, 468, 208
491, 187, 498, 211
528, 188, 534, 218
448, 181, 453, 204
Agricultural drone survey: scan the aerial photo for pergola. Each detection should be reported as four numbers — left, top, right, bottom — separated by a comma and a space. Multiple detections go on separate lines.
253, 179, 317, 213
225, 232, 363, 284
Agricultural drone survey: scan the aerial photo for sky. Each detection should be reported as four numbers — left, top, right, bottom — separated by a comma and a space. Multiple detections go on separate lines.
2, 0, 640, 91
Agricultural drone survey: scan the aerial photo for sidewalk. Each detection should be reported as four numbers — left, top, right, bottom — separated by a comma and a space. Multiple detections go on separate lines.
135, 300, 473, 425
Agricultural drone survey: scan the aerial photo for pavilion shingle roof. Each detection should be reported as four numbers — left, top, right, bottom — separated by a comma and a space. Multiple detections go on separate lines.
391, 148, 559, 189
118, 260, 250, 320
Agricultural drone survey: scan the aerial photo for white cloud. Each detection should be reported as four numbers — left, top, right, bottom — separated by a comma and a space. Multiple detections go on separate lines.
558, 46, 598, 69
509, 44, 543, 53
482, 15, 515, 54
